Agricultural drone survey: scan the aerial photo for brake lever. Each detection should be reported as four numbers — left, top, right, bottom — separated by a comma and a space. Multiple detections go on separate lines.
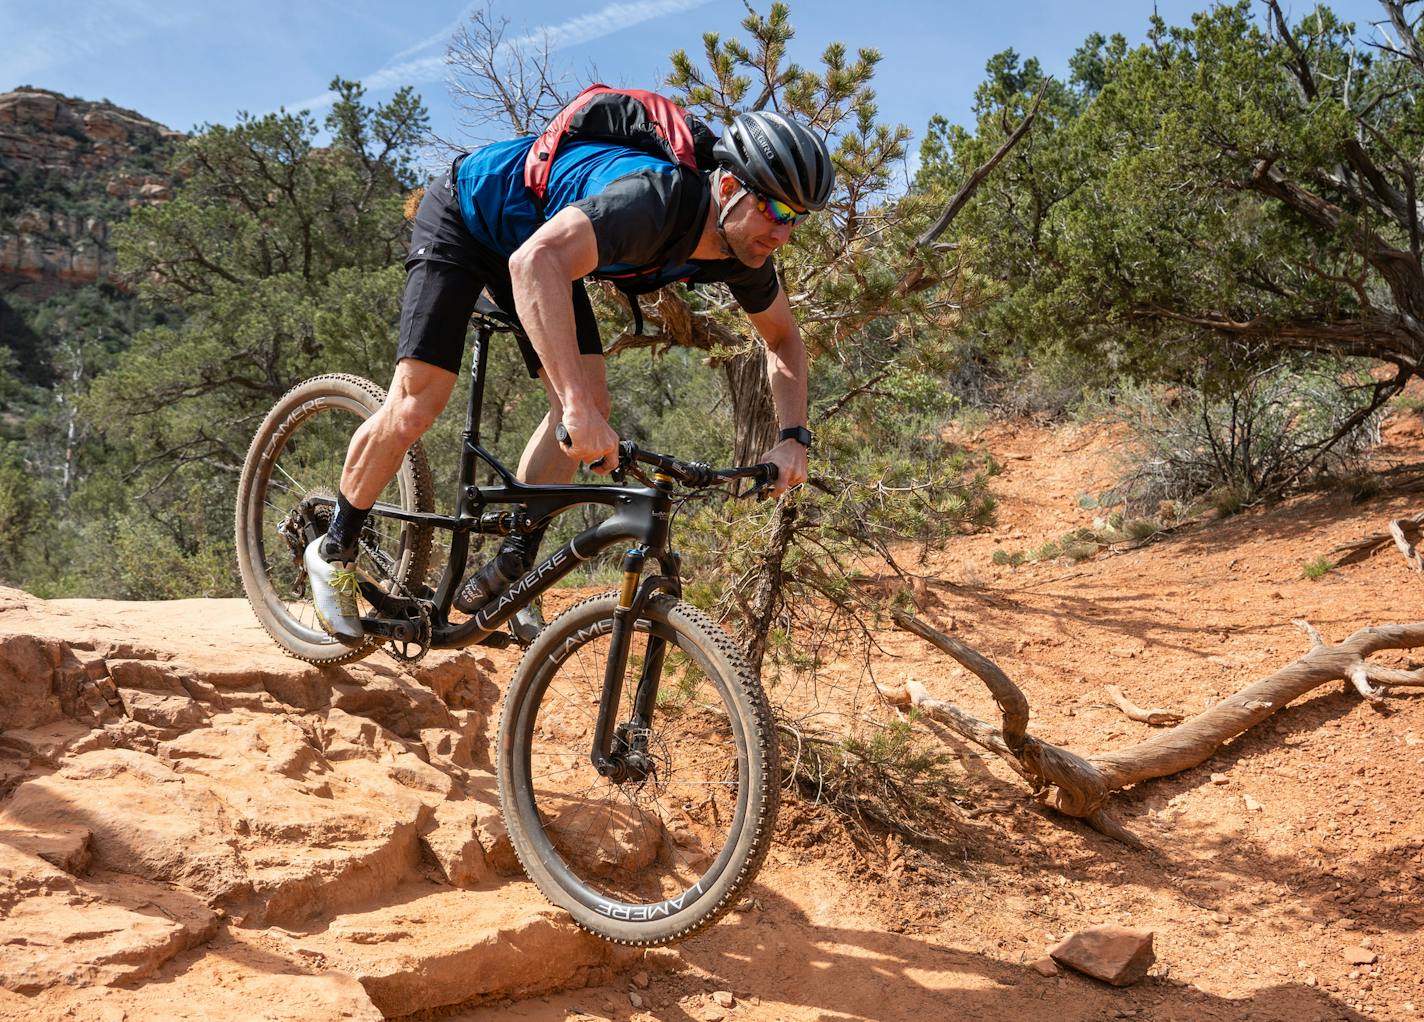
735, 463, 780, 501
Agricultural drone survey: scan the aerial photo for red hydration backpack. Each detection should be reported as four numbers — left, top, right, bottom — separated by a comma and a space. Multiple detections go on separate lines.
524, 84, 718, 213
524, 85, 719, 334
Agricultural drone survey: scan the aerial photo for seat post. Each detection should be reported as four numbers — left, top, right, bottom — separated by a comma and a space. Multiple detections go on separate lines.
466, 319, 491, 446
455, 317, 493, 519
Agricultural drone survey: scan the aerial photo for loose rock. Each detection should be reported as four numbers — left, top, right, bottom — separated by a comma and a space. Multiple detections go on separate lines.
1345, 947, 1379, 966
1031, 956, 1060, 977
1050, 926, 1156, 987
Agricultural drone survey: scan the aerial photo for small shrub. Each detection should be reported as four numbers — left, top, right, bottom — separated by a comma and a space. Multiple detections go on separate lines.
1303, 556, 1333, 580
1060, 541, 1100, 562
1124, 518, 1159, 541
1208, 482, 1253, 518
1029, 539, 1062, 561
1111, 358, 1386, 514
781, 712, 957, 838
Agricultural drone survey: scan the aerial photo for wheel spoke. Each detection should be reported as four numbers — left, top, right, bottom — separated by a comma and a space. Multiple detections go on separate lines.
508, 599, 763, 928
235, 379, 432, 666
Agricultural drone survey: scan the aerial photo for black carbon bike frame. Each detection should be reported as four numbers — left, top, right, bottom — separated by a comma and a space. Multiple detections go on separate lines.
356, 306, 718, 780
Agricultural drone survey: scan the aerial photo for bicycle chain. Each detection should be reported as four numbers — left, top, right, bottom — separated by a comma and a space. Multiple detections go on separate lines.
357, 534, 432, 665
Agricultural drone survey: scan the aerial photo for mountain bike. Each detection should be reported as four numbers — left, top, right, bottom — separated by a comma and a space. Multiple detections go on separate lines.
234, 298, 780, 945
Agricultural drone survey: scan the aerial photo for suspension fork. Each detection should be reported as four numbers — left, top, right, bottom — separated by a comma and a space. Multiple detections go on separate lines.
631, 547, 682, 717
589, 547, 683, 780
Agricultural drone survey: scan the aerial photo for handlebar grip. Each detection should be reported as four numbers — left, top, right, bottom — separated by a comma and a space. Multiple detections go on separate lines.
554, 423, 608, 470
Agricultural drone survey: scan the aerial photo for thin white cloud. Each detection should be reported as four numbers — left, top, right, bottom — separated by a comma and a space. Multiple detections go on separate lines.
0, 0, 194, 83
285, 0, 712, 114
384, 1, 486, 64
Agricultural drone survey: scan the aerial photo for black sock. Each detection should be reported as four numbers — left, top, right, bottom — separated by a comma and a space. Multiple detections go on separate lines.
323, 491, 370, 560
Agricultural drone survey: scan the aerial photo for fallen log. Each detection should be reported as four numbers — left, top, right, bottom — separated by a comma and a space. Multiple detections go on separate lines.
1330, 510, 1424, 569
885, 612, 1424, 846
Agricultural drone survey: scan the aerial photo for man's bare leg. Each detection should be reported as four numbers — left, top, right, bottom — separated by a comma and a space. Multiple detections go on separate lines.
517, 354, 610, 484
341, 358, 458, 506
305, 358, 457, 642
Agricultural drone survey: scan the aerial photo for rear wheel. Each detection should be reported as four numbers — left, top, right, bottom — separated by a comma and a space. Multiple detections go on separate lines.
497, 592, 779, 945
235, 374, 434, 665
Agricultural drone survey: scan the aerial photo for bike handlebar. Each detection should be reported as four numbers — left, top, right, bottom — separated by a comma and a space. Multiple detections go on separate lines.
554, 424, 778, 494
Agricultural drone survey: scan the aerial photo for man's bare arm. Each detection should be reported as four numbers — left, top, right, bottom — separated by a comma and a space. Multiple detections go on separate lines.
746, 286, 810, 496
508, 206, 619, 470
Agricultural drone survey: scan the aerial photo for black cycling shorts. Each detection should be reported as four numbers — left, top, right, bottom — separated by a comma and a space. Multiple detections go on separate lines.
398, 156, 602, 378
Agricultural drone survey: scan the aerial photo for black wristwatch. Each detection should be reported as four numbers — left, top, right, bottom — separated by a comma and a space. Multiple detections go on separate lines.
778, 425, 813, 450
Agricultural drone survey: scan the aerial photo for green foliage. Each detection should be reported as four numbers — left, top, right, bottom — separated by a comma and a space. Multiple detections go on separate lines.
0, 440, 48, 585
675, 360, 997, 661
921, 2, 1421, 444
1303, 555, 1333, 580
665, 1, 942, 366
5, 78, 429, 599
935, 1, 1416, 507
50, 498, 237, 600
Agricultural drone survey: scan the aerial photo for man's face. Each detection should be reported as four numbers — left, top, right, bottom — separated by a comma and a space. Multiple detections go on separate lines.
718, 175, 798, 267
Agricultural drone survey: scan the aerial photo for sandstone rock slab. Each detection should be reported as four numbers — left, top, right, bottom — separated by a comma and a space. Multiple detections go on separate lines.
0, 843, 218, 993
287, 884, 638, 1016
1049, 925, 1155, 986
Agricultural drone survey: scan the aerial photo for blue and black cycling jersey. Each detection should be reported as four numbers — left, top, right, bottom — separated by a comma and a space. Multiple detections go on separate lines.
453, 137, 779, 313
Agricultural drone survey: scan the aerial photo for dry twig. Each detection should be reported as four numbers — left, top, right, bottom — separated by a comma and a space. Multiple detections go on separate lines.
1104, 685, 1184, 726
1331, 510, 1424, 568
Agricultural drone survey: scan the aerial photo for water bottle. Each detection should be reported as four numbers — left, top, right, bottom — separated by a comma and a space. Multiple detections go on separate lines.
454, 549, 525, 614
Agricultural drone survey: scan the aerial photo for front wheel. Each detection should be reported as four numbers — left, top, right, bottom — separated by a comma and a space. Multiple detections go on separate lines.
234, 374, 434, 666
497, 592, 780, 945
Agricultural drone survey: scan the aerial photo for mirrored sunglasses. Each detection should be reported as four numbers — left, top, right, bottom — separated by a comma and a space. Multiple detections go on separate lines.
747, 186, 810, 227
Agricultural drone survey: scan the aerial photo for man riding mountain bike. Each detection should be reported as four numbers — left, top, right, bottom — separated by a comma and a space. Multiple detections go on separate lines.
304, 91, 835, 646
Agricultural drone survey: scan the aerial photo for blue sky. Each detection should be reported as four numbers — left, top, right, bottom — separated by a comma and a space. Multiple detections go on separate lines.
1, 0, 1392, 181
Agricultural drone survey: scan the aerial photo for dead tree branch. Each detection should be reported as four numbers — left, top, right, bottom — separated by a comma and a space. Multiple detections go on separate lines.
1104, 685, 1184, 726
885, 611, 1424, 847
1330, 510, 1424, 568
912, 78, 1051, 252
1389, 515, 1424, 570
